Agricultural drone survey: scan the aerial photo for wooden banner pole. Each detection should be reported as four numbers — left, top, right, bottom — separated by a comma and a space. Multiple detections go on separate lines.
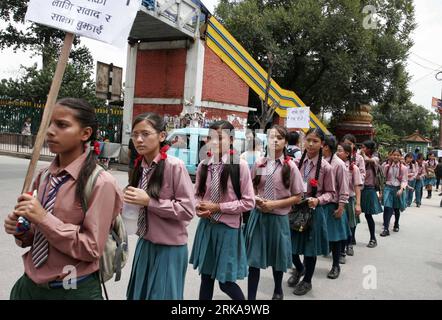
21, 32, 75, 193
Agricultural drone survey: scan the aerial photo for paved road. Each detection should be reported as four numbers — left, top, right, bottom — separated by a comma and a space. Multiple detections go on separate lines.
1, 155, 441, 300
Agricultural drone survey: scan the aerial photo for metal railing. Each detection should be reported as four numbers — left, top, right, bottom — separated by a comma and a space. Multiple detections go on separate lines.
0, 133, 55, 158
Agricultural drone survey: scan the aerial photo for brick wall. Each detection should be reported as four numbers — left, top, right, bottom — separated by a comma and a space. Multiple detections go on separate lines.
133, 104, 183, 118
135, 48, 187, 98
202, 44, 249, 107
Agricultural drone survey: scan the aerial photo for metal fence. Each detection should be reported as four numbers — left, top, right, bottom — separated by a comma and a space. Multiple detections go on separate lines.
0, 133, 55, 157
0, 99, 123, 143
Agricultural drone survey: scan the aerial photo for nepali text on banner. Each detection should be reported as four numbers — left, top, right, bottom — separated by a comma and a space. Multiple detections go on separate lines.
25, 0, 141, 47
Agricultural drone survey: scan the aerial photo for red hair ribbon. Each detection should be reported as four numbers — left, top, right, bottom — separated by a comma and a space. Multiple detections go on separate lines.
207, 150, 213, 157
229, 149, 235, 156
93, 141, 100, 155
284, 156, 291, 165
160, 144, 170, 160
310, 178, 318, 187
134, 155, 143, 168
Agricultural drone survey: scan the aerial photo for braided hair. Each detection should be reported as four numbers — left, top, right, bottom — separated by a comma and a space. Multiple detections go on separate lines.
298, 128, 324, 197
129, 112, 170, 200
196, 121, 240, 198
340, 142, 354, 171
253, 125, 291, 189
56, 98, 98, 203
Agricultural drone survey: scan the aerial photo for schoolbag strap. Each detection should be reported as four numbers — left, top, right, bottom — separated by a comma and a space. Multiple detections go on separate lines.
81, 165, 105, 213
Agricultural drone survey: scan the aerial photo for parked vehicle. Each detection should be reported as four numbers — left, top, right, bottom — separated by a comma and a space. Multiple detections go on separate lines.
167, 128, 267, 176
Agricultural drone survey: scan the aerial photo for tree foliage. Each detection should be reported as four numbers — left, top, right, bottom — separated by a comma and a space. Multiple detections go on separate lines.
215, 0, 416, 116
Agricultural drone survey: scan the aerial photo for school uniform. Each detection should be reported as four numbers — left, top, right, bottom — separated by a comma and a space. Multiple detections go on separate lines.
415, 162, 426, 206
382, 162, 408, 211
190, 155, 255, 283
127, 155, 195, 300
324, 155, 351, 242
11, 152, 123, 300
406, 163, 417, 207
382, 162, 408, 232
345, 160, 363, 228
355, 152, 366, 185
292, 155, 335, 257
424, 159, 437, 187
360, 156, 383, 215
245, 156, 304, 272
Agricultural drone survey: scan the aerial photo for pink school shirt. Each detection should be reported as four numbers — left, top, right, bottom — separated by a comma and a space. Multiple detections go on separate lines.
355, 152, 366, 183
384, 162, 408, 188
252, 155, 304, 215
295, 154, 335, 205
19, 151, 123, 284
326, 155, 349, 204
406, 163, 417, 180
345, 160, 363, 197
141, 155, 196, 246
416, 162, 426, 180
195, 156, 255, 229
363, 156, 379, 187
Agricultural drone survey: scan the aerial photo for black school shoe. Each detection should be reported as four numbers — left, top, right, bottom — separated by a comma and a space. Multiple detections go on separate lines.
327, 266, 341, 279
287, 269, 305, 287
367, 239, 377, 248
393, 226, 399, 232
346, 245, 354, 256
380, 229, 390, 237
271, 293, 284, 300
339, 255, 346, 264
293, 281, 312, 296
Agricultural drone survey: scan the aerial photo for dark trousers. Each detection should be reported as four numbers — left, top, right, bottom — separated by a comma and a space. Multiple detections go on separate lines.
10, 273, 102, 300
383, 207, 400, 231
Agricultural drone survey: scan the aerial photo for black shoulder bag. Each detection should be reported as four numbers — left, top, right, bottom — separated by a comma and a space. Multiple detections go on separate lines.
288, 160, 320, 233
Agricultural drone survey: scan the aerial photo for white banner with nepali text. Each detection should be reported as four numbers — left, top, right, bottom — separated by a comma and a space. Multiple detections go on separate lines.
25, 0, 141, 47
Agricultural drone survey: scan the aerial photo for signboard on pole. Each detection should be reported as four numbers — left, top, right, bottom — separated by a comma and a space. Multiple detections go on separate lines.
25, 0, 141, 47
287, 107, 310, 129
96, 62, 123, 101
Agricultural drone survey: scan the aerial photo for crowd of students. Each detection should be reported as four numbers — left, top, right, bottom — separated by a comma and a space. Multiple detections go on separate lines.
4, 98, 439, 300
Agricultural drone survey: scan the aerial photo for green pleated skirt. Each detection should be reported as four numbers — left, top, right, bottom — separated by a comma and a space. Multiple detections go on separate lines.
244, 208, 292, 272
346, 196, 360, 228
324, 203, 351, 242
190, 218, 248, 283
361, 186, 383, 215
127, 238, 188, 300
290, 204, 329, 257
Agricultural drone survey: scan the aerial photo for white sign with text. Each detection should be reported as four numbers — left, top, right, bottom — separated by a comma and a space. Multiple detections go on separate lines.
287, 107, 310, 129
25, 0, 141, 47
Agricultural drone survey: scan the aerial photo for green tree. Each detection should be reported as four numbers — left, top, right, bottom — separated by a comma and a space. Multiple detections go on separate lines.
0, 0, 82, 69
215, 0, 416, 116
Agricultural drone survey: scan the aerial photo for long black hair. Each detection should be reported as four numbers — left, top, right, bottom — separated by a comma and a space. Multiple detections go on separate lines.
56, 98, 98, 203
340, 142, 354, 171
253, 125, 291, 190
324, 135, 337, 164
298, 128, 324, 197
342, 134, 357, 166
196, 120, 241, 198
129, 112, 170, 200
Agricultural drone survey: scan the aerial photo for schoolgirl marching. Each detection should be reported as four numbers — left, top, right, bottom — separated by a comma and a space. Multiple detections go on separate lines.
380, 148, 408, 236
190, 120, 255, 300
125, 112, 196, 300
288, 128, 335, 295
245, 125, 304, 300
4, 98, 123, 300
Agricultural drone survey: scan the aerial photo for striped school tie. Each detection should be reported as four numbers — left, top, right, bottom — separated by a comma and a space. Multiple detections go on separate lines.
209, 163, 223, 222
136, 166, 154, 237
31, 174, 68, 268
263, 159, 278, 200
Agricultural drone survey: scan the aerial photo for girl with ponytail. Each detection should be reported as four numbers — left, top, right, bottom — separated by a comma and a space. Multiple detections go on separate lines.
287, 128, 335, 296
6, 98, 123, 299
126, 112, 195, 300
342, 134, 366, 184
245, 125, 304, 300
190, 120, 255, 300
404, 153, 417, 207
337, 143, 363, 258
322, 135, 350, 280
360, 140, 383, 248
